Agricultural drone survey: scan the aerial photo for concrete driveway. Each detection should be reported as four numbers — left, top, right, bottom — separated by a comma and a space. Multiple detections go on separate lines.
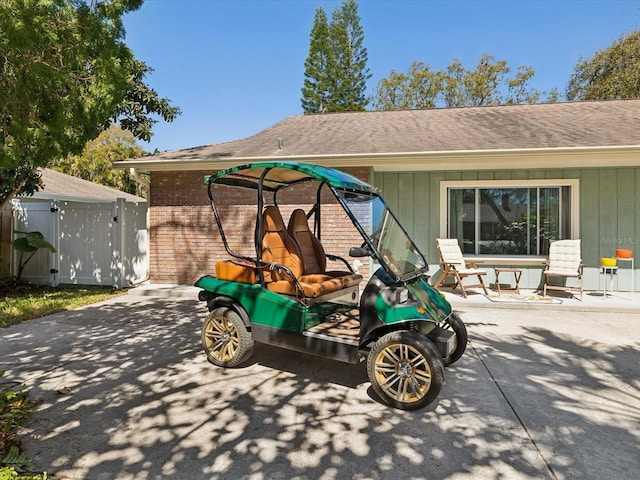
1, 292, 639, 480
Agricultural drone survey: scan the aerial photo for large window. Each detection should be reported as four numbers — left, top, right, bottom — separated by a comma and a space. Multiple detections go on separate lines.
443, 181, 578, 256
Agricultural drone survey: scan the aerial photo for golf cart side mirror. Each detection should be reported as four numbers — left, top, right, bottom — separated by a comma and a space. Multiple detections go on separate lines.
349, 246, 370, 257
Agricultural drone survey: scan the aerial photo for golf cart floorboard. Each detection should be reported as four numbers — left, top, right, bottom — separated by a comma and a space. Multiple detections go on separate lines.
306, 314, 360, 341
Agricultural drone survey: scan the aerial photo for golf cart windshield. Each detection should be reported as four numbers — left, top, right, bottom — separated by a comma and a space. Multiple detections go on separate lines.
336, 190, 428, 280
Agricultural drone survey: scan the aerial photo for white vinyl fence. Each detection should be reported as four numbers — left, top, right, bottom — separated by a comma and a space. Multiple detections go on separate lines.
12, 198, 148, 288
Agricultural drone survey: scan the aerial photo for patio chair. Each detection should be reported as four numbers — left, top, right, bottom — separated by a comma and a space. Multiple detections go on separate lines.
433, 238, 488, 298
543, 239, 584, 300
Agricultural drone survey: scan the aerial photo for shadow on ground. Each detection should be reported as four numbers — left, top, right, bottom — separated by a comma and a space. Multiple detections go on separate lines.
1, 297, 638, 479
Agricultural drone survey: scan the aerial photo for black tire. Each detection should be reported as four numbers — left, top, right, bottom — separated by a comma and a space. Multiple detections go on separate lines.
367, 330, 444, 410
201, 307, 254, 367
441, 312, 467, 366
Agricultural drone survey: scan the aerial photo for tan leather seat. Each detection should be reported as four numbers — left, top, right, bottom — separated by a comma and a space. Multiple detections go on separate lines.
287, 209, 363, 288
215, 259, 257, 284
261, 206, 344, 298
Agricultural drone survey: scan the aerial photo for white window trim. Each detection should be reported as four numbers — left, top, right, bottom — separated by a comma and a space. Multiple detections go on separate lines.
439, 179, 580, 250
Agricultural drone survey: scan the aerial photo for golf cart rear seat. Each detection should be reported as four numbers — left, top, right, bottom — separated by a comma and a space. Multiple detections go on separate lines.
261, 205, 353, 299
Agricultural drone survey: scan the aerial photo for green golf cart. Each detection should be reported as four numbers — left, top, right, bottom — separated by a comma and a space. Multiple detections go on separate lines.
195, 161, 466, 410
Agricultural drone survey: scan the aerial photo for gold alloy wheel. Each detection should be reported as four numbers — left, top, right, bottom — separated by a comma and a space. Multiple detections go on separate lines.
373, 342, 432, 404
203, 313, 240, 362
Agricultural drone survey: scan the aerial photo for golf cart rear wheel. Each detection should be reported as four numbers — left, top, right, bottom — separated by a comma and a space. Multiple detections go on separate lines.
367, 331, 444, 410
201, 307, 254, 367
441, 312, 467, 366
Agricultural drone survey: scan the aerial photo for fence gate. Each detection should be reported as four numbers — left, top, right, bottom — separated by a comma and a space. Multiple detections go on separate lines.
12, 198, 148, 288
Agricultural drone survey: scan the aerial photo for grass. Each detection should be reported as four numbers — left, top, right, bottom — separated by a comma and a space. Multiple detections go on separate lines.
1, 284, 126, 328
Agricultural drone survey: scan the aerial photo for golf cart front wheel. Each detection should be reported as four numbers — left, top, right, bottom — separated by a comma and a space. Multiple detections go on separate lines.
201, 307, 254, 367
367, 331, 444, 410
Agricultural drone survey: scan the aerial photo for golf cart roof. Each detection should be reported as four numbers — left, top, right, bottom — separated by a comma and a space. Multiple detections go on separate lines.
206, 161, 376, 194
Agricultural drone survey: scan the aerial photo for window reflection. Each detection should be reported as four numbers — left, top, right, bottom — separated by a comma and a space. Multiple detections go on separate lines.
449, 186, 570, 256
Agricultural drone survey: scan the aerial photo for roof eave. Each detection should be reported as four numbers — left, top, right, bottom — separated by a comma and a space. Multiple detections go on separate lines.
115, 145, 640, 173
18, 192, 147, 203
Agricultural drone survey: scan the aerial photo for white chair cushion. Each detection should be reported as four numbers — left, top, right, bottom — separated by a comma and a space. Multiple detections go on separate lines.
548, 239, 581, 273
437, 239, 466, 268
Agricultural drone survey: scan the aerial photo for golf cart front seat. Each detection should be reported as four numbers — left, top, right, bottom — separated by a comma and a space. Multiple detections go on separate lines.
261, 206, 347, 298
287, 209, 362, 288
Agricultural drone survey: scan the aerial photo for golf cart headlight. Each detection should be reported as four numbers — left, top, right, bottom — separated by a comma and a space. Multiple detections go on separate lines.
396, 288, 409, 304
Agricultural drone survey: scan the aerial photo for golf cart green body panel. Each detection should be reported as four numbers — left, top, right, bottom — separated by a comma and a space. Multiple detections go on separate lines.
195, 274, 358, 333
195, 275, 307, 331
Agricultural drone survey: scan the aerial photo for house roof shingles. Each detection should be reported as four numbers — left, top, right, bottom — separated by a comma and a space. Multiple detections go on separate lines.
121, 99, 640, 168
28, 169, 145, 202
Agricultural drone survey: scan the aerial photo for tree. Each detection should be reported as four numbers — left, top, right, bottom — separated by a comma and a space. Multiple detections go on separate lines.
0, 164, 43, 210
327, 0, 371, 112
566, 30, 640, 101
52, 126, 148, 197
371, 62, 443, 111
301, 8, 332, 113
0, 0, 179, 208
372, 54, 558, 111
301, 0, 371, 113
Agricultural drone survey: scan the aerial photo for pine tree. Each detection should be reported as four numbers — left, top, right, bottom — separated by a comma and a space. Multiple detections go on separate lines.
301, 0, 371, 113
301, 8, 332, 113
328, 0, 371, 112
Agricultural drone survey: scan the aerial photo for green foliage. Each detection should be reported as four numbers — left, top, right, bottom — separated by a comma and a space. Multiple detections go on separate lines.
0, 448, 33, 475
0, 0, 136, 170
372, 54, 558, 111
0, 166, 42, 211
301, 0, 371, 113
52, 125, 147, 197
0, 371, 35, 477
0, 467, 47, 480
11, 231, 56, 283
327, 0, 371, 112
0, 0, 178, 207
0, 372, 32, 441
566, 30, 640, 101
117, 59, 181, 142
301, 8, 332, 113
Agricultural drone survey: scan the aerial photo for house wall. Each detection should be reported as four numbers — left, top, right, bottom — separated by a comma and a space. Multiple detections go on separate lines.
149, 167, 371, 285
375, 166, 640, 292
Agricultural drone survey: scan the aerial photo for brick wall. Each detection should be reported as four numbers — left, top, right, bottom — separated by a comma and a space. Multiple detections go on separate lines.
149, 167, 371, 284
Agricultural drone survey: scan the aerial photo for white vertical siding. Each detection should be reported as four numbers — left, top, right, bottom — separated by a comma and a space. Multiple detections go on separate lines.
11, 198, 148, 288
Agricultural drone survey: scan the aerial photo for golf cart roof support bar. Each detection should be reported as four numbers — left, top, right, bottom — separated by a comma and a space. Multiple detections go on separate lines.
254, 168, 271, 286
207, 176, 235, 259
207, 176, 257, 264
315, 183, 324, 240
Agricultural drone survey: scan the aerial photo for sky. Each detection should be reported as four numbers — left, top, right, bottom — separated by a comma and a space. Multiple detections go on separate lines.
122, 0, 640, 153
